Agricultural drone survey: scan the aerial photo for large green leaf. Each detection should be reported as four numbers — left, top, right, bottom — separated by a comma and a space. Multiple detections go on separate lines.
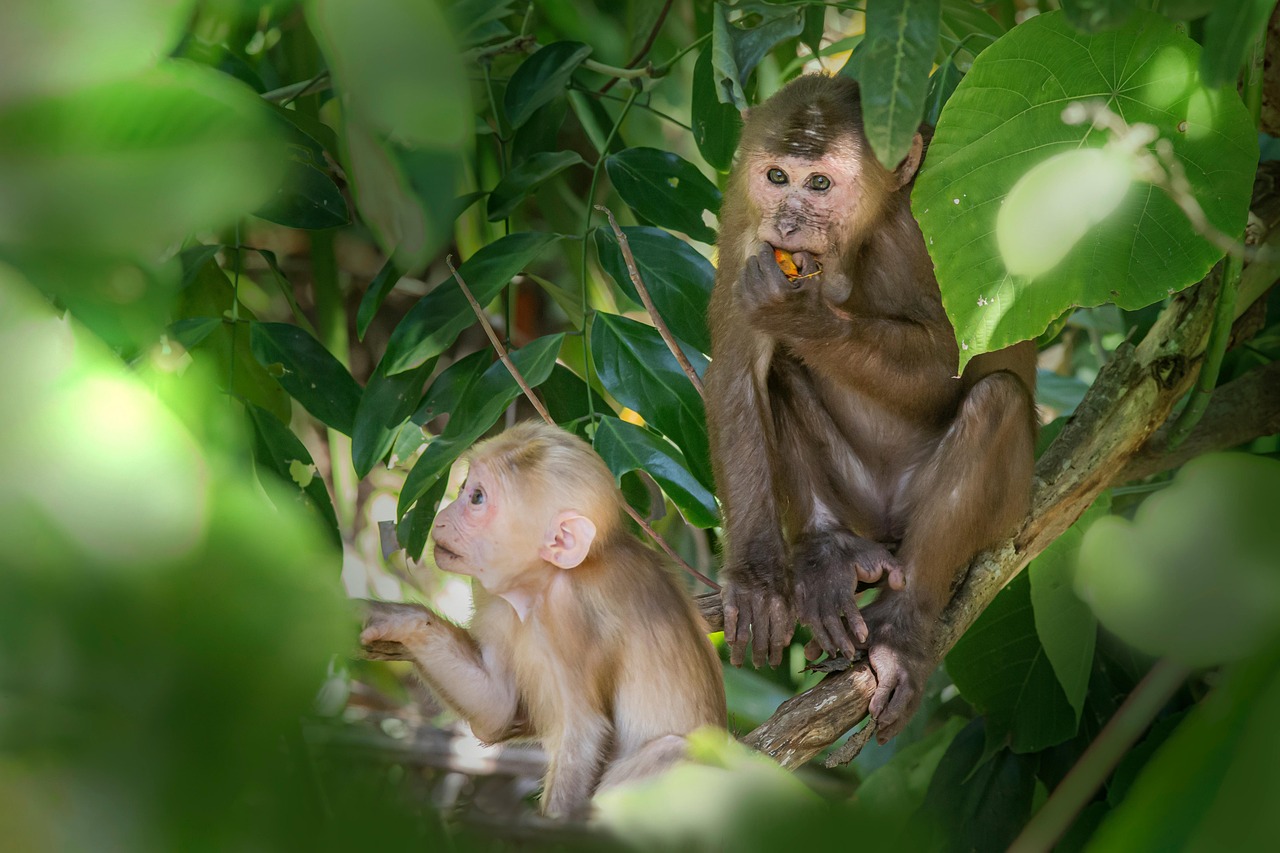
594, 226, 714, 353
246, 404, 340, 546
307, 0, 469, 149
539, 364, 610, 424
1200, 0, 1275, 88
914, 10, 1257, 371
487, 151, 585, 221
0, 62, 284, 254
397, 334, 563, 517
0, 0, 194, 101
382, 232, 562, 374
254, 152, 349, 230
1090, 645, 1280, 852
1076, 454, 1280, 668
946, 572, 1078, 753
1028, 494, 1110, 723
389, 349, 494, 468
593, 416, 718, 529
860, 0, 941, 168
589, 313, 711, 488
605, 148, 721, 244
249, 323, 362, 436
351, 356, 435, 479
711, 1, 805, 110
691, 44, 742, 173
504, 42, 593, 130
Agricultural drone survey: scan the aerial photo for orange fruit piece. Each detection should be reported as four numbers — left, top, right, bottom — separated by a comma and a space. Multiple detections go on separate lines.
774, 248, 800, 279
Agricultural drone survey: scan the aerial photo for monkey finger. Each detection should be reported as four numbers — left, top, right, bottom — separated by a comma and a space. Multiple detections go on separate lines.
822, 611, 857, 659
804, 638, 823, 661
767, 598, 794, 667
854, 560, 883, 584
724, 598, 748, 667
875, 682, 917, 743
868, 648, 901, 720
887, 565, 907, 590
751, 601, 774, 668
845, 606, 870, 646
806, 618, 838, 661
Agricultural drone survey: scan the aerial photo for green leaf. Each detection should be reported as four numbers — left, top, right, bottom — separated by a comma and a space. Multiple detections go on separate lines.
1035, 370, 1090, 416
923, 58, 962, 127
946, 572, 1078, 753
0, 62, 285, 255
1090, 645, 1280, 852
351, 356, 435, 479
254, 152, 350, 230
605, 148, 721, 244
851, 716, 967, 838
691, 44, 742, 173
1059, 0, 1136, 32
1029, 494, 1110, 723
398, 334, 563, 516
448, 0, 517, 47
1076, 454, 1280, 668
307, 0, 469, 149
249, 323, 362, 436
389, 350, 494, 469
382, 231, 562, 374
860, 0, 941, 168
589, 313, 712, 488
711, 1, 806, 110
1201, 0, 1274, 88
539, 364, 609, 424
593, 416, 718, 529
169, 317, 220, 350
511, 95, 569, 164
504, 42, 593, 130
528, 273, 585, 329
594, 226, 714, 353
487, 150, 585, 221
397, 474, 449, 560
938, 0, 1005, 71
356, 256, 401, 342
0, 0, 195, 101
246, 404, 340, 546
914, 10, 1257, 370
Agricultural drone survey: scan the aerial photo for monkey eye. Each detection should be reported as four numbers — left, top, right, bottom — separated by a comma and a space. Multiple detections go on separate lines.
766, 167, 788, 185
808, 174, 832, 192
469, 488, 485, 506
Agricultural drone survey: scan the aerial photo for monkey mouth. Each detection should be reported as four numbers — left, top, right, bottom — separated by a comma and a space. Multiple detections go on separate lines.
433, 542, 461, 562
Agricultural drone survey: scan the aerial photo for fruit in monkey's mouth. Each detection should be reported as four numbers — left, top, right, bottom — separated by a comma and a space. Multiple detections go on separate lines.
774, 248, 820, 280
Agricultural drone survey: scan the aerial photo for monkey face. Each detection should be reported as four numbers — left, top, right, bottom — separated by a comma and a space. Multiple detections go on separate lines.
747, 144, 865, 259
431, 462, 533, 590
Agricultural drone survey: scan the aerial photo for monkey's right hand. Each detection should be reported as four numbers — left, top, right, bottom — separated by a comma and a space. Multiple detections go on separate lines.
360, 600, 434, 652
794, 533, 904, 660
721, 577, 795, 669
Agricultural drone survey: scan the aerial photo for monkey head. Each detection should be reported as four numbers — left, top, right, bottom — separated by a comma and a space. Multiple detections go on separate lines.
736, 75, 924, 265
430, 423, 621, 596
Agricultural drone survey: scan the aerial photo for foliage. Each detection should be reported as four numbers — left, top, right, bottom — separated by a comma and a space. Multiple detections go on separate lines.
2, 0, 1279, 850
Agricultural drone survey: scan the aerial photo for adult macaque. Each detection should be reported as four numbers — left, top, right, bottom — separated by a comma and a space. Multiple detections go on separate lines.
706, 75, 1035, 741
361, 422, 725, 818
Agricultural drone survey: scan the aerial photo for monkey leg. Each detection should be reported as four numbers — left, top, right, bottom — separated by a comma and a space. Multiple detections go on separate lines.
864, 370, 1034, 741
595, 734, 688, 794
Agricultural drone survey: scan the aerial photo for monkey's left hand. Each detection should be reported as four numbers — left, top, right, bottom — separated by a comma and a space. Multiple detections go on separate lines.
862, 600, 933, 743
740, 245, 851, 341
360, 600, 435, 650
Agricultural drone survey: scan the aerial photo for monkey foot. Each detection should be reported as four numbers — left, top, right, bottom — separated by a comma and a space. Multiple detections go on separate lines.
722, 579, 795, 668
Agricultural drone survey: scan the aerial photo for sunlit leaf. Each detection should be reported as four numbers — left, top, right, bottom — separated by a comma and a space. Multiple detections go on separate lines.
605, 148, 721, 244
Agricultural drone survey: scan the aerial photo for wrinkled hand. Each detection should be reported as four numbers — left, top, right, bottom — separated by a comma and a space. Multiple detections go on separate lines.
722, 577, 795, 668
360, 600, 434, 649
862, 600, 933, 744
795, 532, 904, 660
740, 245, 851, 341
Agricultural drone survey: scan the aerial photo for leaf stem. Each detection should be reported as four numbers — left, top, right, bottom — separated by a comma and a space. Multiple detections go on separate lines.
1008, 659, 1189, 853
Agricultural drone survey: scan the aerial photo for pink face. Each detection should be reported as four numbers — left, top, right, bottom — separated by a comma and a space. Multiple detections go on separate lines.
431, 462, 533, 590
748, 146, 865, 258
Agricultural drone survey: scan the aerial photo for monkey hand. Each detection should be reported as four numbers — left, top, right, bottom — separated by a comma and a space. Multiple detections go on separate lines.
360, 600, 435, 651
722, 575, 795, 669
863, 599, 934, 744
741, 245, 851, 341
793, 532, 902, 659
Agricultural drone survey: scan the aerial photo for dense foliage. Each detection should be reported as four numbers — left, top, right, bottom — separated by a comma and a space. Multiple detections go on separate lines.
2, 1, 1279, 850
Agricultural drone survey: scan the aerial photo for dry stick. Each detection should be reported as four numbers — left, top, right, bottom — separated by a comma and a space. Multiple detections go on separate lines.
596, 205, 706, 399
446, 257, 721, 592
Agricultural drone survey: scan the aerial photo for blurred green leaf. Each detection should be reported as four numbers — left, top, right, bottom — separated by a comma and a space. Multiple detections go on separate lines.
0, 0, 195, 102
915, 10, 1257, 370
1201, 0, 1274, 88
711, 1, 805, 110
852, 716, 967, 840
605, 148, 721, 244
351, 356, 435, 479
938, 0, 1005, 71
801, 5, 826, 58
246, 404, 341, 546
947, 571, 1078, 753
1059, 0, 1135, 32
528, 272, 585, 329
1076, 454, 1280, 667
169, 317, 221, 350
594, 225, 714, 353
590, 312, 712, 488
860, 0, 941, 168
308, 0, 469, 148
254, 152, 350, 230
691, 44, 742, 173
448, 0, 517, 46
1029, 495, 1110, 723
250, 322, 362, 435
487, 150, 585, 221
398, 334, 563, 517
722, 666, 794, 728
504, 41, 593, 130
1036, 370, 1091, 416
511, 94, 570, 164
382, 231, 562, 374
0, 61, 285, 254
356, 256, 401, 342
594, 416, 718, 528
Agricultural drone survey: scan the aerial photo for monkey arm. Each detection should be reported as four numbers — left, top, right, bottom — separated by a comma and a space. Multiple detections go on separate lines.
360, 601, 521, 742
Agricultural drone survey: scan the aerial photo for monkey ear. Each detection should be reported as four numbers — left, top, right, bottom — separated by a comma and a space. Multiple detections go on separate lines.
539, 512, 597, 570
893, 133, 925, 189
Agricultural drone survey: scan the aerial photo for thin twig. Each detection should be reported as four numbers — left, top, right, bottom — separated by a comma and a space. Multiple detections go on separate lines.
595, 205, 707, 400
447, 258, 720, 592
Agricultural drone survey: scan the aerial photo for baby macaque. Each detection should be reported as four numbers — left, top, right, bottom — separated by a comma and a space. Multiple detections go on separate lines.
361, 422, 725, 819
